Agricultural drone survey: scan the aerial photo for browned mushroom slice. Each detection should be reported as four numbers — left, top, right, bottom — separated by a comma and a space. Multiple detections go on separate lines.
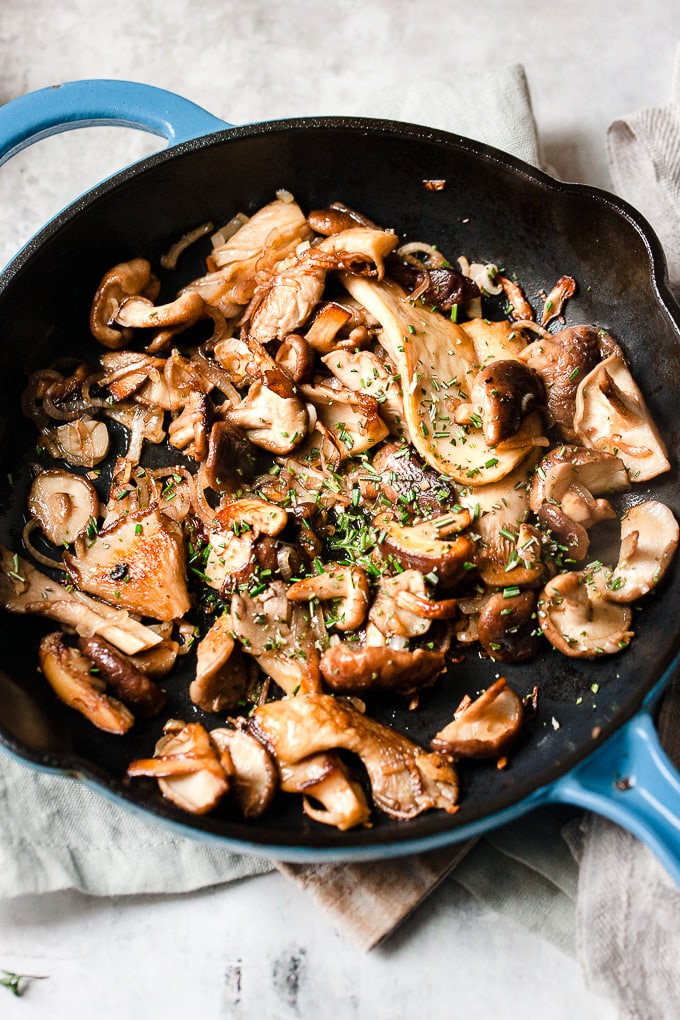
275, 333, 316, 384
213, 335, 278, 387
496, 276, 535, 322
77, 635, 167, 718
0, 547, 161, 655
89, 258, 159, 348
538, 569, 634, 658
431, 677, 523, 759
202, 420, 263, 492
476, 590, 541, 663
465, 360, 545, 447
319, 643, 446, 695
287, 564, 370, 632
529, 445, 630, 527
204, 498, 289, 592
368, 442, 457, 516
64, 503, 190, 621
278, 752, 371, 830
378, 513, 475, 589
227, 379, 309, 455
129, 639, 179, 678
601, 500, 679, 602
573, 352, 670, 481
39, 631, 135, 734
320, 348, 406, 436
28, 469, 100, 546
304, 302, 353, 353
210, 726, 278, 819
168, 392, 211, 461
299, 379, 389, 458
518, 324, 602, 440
128, 721, 228, 815
230, 581, 326, 695
368, 569, 456, 640
536, 503, 589, 562
251, 693, 458, 819
540, 275, 577, 326
40, 417, 110, 468
114, 290, 204, 332
189, 614, 250, 712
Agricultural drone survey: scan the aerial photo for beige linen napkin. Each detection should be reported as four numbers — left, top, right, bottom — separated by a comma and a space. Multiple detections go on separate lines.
0, 64, 542, 945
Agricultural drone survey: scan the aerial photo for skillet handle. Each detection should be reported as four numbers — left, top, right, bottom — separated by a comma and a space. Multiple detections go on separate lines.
550, 709, 680, 885
0, 79, 230, 166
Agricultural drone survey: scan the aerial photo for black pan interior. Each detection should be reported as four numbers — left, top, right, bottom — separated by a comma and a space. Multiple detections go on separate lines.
0, 118, 679, 854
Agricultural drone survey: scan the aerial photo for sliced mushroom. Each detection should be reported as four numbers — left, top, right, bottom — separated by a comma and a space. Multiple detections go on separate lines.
278, 751, 371, 830
77, 634, 166, 718
299, 378, 389, 458
541, 275, 577, 326
127, 720, 228, 815
368, 442, 457, 516
28, 469, 99, 546
251, 692, 458, 819
476, 590, 541, 662
368, 569, 456, 639
101, 403, 166, 465
378, 512, 475, 589
601, 500, 679, 602
304, 302, 353, 353
213, 335, 278, 388
0, 547, 161, 655
89, 258, 159, 348
431, 677, 523, 759
204, 498, 289, 591
114, 290, 204, 331
459, 317, 530, 366
518, 324, 602, 439
320, 348, 405, 435
230, 581, 326, 695
286, 563, 370, 631
202, 420, 263, 492
210, 726, 278, 819
275, 334, 316, 383
319, 643, 446, 695
39, 631, 135, 734
529, 445, 630, 528
167, 392, 211, 461
463, 360, 545, 447
190, 614, 250, 712
538, 568, 634, 658
64, 503, 190, 621
573, 352, 670, 481
227, 380, 309, 454
40, 417, 110, 468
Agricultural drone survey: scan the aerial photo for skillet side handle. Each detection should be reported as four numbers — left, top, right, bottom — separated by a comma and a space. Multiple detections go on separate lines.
549, 710, 680, 886
0, 79, 230, 166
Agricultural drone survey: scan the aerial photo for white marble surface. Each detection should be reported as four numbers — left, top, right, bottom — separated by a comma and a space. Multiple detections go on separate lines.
1, 1, 677, 1016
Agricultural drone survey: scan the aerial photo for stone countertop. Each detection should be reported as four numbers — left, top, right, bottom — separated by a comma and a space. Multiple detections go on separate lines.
0, 2, 677, 1017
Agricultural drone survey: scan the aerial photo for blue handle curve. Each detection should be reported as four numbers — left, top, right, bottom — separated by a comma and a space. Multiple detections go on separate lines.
0, 79, 231, 167
550, 708, 680, 884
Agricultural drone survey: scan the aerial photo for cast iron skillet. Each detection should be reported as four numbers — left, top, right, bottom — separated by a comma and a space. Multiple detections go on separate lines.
1, 81, 679, 871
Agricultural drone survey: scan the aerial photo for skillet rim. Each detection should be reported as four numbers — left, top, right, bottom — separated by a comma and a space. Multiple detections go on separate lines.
1, 113, 679, 857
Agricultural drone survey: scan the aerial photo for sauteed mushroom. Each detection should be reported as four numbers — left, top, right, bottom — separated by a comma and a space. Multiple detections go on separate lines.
432, 677, 524, 759
28, 469, 99, 546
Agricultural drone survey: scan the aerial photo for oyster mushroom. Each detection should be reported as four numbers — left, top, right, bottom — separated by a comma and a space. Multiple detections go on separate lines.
601, 500, 679, 602
368, 569, 457, 640
319, 643, 446, 695
538, 568, 634, 658
573, 352, 670, 481
431, 677, 524, 759
278, 751, 371, 830
275, 334, 316, 384
204, 498, 289, 592
77, 634, 167, 718
378, 511, 475, 589
342, 276, 545, 484
168, 391, 211, 461
213, 335, 278, 388
0, 547, 161, 655
64, 503, 190, 622
320, 348, 405, 436
518, 324, 603, 440
529, 445, 630, 528
39, 631, 135, 734
299, 378, 389, 458
286, 563, 370, 632
40, 417, 110, 468
230, 581, 326, 695
114, 290, 204, 331
127, 720, 228, 815
226, 380, 309, 455
189, 613, 250, 712
210, 725, 278, 819
89, 258, 159, 348
251, 692, 459, 819
28, 469, 99, 546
